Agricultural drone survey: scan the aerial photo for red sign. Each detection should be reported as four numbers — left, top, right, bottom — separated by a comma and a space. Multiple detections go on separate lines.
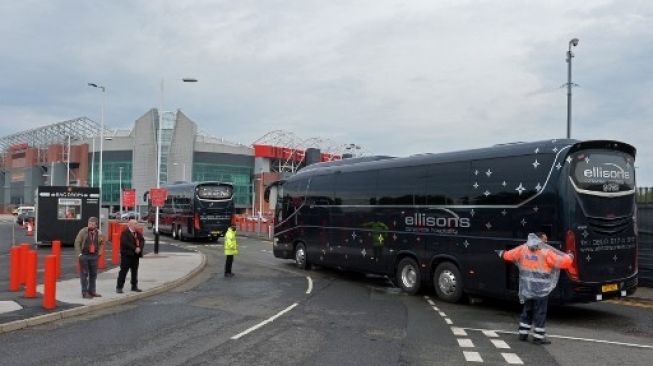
122, 189, 136, 208
150, 188, 168, 208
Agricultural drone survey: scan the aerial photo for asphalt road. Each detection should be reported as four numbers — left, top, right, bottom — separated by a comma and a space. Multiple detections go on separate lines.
0, 219, 651, 365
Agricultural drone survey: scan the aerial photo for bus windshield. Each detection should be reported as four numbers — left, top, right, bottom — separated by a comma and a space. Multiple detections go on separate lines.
570, 150, 635, 194
197, 185, 232, 200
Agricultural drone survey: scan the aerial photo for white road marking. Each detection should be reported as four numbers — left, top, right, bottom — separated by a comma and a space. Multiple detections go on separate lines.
231, 303, 299, 340
501, 353, 523, 365
438, 311, 447, 317
482, 330, 498, 338
491, 339, 510, 349
445, 318, 453, 325
427, 299, 435, 306
431, 305, 440, 311
457, 338, 475, 348
306, 276, 313, 294
463, 351, 483, 362
451, 327, 468, 336
423, 296, 431, 300
462, 327, 653, 349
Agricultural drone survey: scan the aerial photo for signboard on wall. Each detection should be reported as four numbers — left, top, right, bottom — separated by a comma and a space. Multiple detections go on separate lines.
122, 189, 136, 208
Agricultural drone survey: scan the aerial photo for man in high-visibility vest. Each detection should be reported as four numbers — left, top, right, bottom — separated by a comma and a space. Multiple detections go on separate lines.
497, 232, 574, 345
224, 226, 239, 277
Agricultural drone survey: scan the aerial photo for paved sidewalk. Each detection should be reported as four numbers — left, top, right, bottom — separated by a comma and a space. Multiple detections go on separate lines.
0, 244, 205, 334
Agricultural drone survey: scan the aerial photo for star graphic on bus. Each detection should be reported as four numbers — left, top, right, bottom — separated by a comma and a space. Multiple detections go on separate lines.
485, 169, 492, 177
473, 182, 479, 189
361, 248, 367, 257
483, 190, 490, 197
351, 232, 357, 240
532, 159, 541, 169
515, 183, 526, 195
535, 183, 542, 191
521, 218, 527, 226
556, 162, 563, 170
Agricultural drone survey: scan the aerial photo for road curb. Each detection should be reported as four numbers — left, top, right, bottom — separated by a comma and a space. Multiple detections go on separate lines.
0, 251, 207, 335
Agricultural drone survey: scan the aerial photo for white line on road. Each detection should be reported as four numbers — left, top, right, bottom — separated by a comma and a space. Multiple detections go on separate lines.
457, 338, 475, 348
482, 330, 498, 338
231, 303, 299, 340
438, 311, 447, 317
462, 327, 653, 349
431, 305, 440, 311
427, 299, 435, 306
501, 353, 524, 365
451, 327, 468, 336
306, 276, 313, 294
491, 339, 510, 349
445, 318, 453, 325
463, 351, 483, 362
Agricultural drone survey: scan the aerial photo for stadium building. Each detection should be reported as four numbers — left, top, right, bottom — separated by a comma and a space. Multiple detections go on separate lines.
0, 110, 348, 216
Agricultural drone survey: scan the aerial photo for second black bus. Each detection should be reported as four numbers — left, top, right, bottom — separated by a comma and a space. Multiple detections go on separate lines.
149, 181, 234, 241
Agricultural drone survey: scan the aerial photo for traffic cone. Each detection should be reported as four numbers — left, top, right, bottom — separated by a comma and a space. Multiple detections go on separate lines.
27, 220, 34, 236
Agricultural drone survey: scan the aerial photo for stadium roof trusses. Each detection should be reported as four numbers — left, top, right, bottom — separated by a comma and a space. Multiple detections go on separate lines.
0, 117, 110, 152
253, 130, 362, 156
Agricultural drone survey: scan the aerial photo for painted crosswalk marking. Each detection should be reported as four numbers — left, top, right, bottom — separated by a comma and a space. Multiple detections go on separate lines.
463, 351, 483, 363
491, 339, 510, 349
501, 353, 524, 364
451, 327, 468, 336
482, 330, 498, 338
457, 338, 475, 348
444, 318, 453, 325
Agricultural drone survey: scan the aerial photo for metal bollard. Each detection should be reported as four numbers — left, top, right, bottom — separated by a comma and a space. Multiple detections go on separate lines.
24, 250, 38, 298
9, 246, 21, 291
20, 243, 30, 285
52, 240, 61, 279
43, 255, 57, 310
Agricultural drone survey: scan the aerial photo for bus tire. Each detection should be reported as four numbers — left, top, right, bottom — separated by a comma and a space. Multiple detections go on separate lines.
433, 262, 463, 303
294, 243, 310, 270
177, 226, 184, 241
171, 225, 177, 240
396, 257, 421, 295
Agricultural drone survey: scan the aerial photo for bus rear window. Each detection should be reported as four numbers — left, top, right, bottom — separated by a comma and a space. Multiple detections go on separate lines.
197, 185, 232, 199
570, 151, 635, 193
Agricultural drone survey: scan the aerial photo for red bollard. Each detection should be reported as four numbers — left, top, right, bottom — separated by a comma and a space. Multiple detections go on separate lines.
52, 240, 61, 279
24, 250, 38, 298
43, 255, 57, 310
111, 231, 120, 265
9, 246, 21, 291
98, 246, 106, 269
20, 243, 30, 285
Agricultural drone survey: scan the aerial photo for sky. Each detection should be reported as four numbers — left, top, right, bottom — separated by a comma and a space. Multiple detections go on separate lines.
1, 0, 652, 185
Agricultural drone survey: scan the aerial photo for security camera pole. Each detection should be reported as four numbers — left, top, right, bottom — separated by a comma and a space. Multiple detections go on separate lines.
566, 38, 579, 139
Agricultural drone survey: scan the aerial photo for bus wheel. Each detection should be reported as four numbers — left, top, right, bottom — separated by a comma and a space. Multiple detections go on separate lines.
172, 225, 178, 240
177, 226, 184, 241
396, 257, 421, 295
294, 243, 310, 270
433, 262, 463, 303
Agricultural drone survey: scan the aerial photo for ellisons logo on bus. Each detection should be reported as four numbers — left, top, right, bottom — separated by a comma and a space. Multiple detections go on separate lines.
405, 213, 471, 228
584, 163, 630, 180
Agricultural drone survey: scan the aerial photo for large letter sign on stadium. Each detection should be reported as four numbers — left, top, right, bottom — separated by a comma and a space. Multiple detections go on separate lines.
150, 188, 168, 208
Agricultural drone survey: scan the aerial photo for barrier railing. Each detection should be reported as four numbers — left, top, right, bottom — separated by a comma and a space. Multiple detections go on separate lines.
232, 215, 273, 240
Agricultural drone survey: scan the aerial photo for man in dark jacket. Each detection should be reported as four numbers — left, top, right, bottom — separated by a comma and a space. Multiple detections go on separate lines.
116, 219, 145, 293
74, 217, 105, 299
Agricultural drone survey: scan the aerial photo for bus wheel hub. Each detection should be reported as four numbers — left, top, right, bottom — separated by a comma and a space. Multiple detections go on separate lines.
439, 270, 457, 294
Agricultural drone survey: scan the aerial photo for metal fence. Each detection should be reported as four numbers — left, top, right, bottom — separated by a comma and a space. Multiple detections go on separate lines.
637, 188, 653, 285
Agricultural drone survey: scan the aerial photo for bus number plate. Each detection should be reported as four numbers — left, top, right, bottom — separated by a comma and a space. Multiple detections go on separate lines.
601, 283, 618, 293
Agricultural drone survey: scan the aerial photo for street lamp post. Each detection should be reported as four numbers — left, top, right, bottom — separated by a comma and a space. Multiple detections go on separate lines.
566, 38, 579, 139
88, 83, 106, 232
119, 167, 123, 219
154, 77, 198, 253
66, 135, 71, 186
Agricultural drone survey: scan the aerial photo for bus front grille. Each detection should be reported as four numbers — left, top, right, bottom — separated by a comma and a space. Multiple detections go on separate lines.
587, 216, 632, 235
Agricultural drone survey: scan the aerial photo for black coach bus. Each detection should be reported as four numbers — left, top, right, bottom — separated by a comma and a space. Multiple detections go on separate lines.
270, 139, 638, 304
149, 182, 234, 241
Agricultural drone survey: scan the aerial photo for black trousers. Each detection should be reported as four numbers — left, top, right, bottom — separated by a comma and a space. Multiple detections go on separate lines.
117, 255, 140, 289
225, 255, 234, 274
519, 296, 549, 339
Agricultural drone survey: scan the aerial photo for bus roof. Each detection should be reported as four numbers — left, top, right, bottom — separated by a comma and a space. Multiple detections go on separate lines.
293, 139, 635, 177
